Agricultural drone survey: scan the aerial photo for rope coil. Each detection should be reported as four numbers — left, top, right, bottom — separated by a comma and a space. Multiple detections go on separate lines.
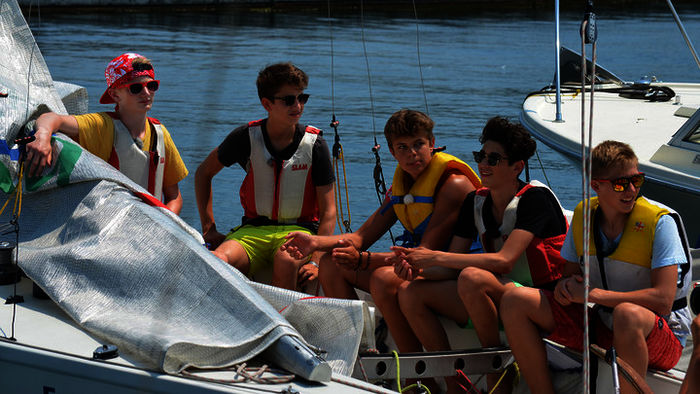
180, 363, 295, 385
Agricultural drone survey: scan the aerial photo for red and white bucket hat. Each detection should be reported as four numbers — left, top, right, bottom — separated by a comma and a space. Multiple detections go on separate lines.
99, 53, 155, 104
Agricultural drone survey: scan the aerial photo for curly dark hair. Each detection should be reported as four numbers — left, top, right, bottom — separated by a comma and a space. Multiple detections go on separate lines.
383, 109, 435, 147
479, 116, 536, 164
256, 62, 308, 101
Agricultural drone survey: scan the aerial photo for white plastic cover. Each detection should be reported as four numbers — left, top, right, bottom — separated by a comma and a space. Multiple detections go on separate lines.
0, 0, 370, 376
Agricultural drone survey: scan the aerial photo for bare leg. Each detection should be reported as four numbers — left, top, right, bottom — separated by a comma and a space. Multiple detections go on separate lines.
500, 287, 557, 394
399, 278, 469, 393
611, 302, 655, 394
399, 279, 468, 351
458, 267, 515, 393
318, 253, 372, 299
213, 239, 251, 275
458, 267, 514, 348
271, 246, 307, 291
370, 266, 422, 352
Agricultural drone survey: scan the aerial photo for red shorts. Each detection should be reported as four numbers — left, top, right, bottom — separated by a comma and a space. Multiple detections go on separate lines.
543, 291, 683, 371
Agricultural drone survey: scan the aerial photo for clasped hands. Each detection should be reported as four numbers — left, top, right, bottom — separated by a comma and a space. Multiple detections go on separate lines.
389, 246, 437, 281
281, 233, 436, 279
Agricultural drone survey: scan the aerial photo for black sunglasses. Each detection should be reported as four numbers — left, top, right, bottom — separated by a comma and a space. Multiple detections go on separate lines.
273, 93, 310, 106
595, 173, 645, 192
472, 150, 509, 166
121, 80, 160, 95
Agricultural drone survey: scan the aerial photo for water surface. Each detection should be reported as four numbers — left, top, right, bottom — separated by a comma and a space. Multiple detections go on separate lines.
27, 5, 700, 250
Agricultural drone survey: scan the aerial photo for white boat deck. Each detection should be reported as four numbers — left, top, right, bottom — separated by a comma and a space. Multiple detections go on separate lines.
0, 277, 392, 393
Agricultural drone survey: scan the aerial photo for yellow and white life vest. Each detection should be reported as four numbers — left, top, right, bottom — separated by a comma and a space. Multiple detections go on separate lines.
388, 152, 481, 246
239, 120, 321, 225
572, 196, 692, 310
107, 116, 165, 200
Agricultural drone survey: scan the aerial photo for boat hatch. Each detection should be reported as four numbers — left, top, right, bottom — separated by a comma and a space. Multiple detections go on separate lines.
668, 108, 700, 151
650, 110, 700, 172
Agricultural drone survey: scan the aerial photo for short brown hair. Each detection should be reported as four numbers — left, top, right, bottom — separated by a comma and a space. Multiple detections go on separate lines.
256, 62, 308, 100
384, 109, 434, 147
591, 140, 638, 178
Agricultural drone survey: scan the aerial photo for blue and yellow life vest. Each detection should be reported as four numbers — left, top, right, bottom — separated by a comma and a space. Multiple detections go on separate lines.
388, 152, 481, 246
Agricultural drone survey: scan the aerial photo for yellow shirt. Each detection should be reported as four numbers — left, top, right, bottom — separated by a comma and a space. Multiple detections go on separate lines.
74, 112, 188, 187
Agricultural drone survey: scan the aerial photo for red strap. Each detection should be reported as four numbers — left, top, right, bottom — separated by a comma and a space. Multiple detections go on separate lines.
304, 125, 321, 135
147, 151, 158, 195
107, 146, 120, 169
133, 190, 169, 210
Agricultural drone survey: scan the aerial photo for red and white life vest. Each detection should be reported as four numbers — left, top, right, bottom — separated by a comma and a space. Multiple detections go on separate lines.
239, 120, 320, 224
106, 114, 165, 200
473, 180, 568, 287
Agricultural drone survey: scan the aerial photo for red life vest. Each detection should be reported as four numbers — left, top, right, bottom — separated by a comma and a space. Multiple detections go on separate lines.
239, 120, 320, 225
106, 113, 165, 200
473, 180, 568, 287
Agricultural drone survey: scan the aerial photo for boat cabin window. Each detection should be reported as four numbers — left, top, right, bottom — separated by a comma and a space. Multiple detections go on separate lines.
685, 125, 700, 144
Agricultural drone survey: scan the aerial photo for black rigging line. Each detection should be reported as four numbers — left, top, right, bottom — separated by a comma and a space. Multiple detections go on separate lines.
327, 0, 352, 233
411, 0, 430, 115
360, 0, 394, 245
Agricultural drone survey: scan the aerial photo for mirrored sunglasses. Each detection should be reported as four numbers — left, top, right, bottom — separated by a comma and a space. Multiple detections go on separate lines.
117, 80, 160, 95
472, 150, 508, 166
595, 173, 645, 192
273, 93, 310, 106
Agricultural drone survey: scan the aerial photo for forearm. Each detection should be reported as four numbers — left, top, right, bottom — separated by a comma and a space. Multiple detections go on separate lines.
164, 194, 183, 215
432, 251, 510, 273
311, 209, 336, 263
194, 174, 216, 232
588, 287, 675, 316
357, 250, 392, 271
35, 112, 79, 140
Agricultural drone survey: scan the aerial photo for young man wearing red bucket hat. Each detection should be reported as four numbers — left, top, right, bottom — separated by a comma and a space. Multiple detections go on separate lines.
27, 53, 188, 214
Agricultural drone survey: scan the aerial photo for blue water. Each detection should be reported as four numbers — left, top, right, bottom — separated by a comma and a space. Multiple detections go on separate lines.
27, 6, 700, 251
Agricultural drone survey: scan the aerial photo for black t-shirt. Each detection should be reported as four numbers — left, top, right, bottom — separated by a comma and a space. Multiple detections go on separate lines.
455, 181, 568, 245
217, 119, 335, 187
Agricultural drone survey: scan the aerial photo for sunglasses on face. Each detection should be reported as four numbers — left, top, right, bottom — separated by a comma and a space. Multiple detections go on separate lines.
472, 150, 509, 166
273, 93, 310, 106
117, 80, 160, 95
595, 173, 645, 192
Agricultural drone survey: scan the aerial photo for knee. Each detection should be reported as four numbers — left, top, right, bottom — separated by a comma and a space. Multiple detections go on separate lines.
457, 266, 490, 295
500, 287, 533, 319
274, 252, 301, 273
369, 267, 400, 305
612, 302, 647, 331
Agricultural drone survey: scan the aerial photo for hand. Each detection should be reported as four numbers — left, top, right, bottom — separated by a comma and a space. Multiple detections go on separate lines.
297, 261, 319, 287
202, 227, 226, 250
281, 232, 317, 260
553, 278, 573, 306
390, 246, 437, 271
557, 275, 585, 304
393, 257, 420, 281
24, 127, 54, 177
331, 239, 361, 270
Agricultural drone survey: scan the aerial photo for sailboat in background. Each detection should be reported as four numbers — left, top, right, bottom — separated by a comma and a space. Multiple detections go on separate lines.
521, 46, 700, 249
